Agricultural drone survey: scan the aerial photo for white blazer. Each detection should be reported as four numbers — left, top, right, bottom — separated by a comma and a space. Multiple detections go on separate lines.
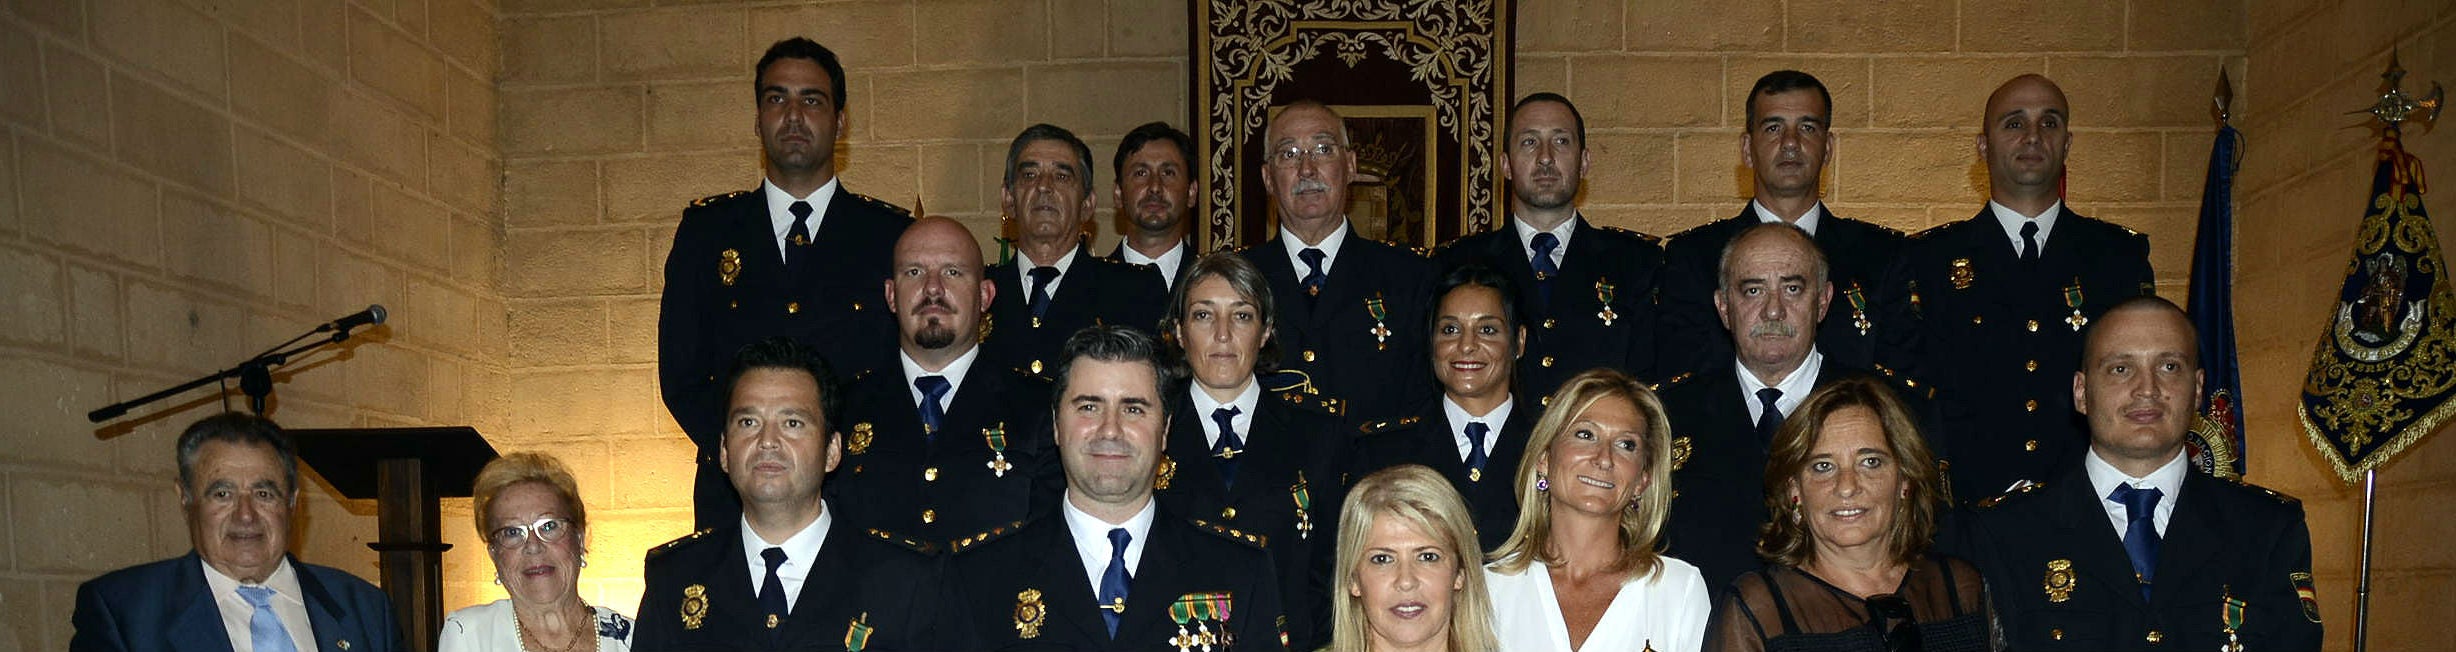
1484, 556, 1711, 652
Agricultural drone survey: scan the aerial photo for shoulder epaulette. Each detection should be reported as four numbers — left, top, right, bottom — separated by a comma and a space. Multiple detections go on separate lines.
1406, 244, 1431, 258
866, 528, 939, 555
2226, 478, 2301, 505
852, 367, 877, 383
1190, 519, 1269, 549
1662, 371, 1696, 387
646, 528, 717, 559
1271, 390, 1345, 417
1973, 481, 2046, 509
948, 520, 1027, 554
1599, 225, 1662, 245
689, 190, 752, 208
848, 191, 914, 218
1869, 364, 1937, 399
1356, 415, 1422, 436
1910, 222, 1955, 240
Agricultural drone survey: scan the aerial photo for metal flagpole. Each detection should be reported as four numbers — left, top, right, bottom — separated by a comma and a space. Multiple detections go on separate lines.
2355, 468, 2376, 652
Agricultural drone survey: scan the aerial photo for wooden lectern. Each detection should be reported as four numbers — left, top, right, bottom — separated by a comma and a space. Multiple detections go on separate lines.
291, 427, 497, 652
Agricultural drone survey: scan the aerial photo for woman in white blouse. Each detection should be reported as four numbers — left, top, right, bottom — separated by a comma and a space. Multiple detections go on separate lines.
440, 453, 632, 651
1485, 368, 1711, 652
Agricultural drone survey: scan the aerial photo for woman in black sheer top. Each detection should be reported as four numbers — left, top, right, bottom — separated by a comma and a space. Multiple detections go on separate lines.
1705, 377, 2001, 652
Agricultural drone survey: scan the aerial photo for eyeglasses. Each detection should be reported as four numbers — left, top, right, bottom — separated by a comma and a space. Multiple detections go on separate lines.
488, 517, 573, 548
1269, 142, 1345, 168
1865, 594, 1924, 652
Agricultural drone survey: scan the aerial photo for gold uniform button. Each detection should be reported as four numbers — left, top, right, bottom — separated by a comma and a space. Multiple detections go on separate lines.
1221, 507, 1237, 519
1030, 359, 1044, 374
1543, 318, 1557, 329
921, 509, 936, 524
2025, 399, 2039, 412
852, 301, 864, 311
2050, 628, 2063, 641
924, 467, 939, 481
1541, 356, 1556, 368
2024, 439, 2039, 452
1971, 315, 1983, 325
767, 614, 780, 628
2027, 319, 2039, 332
728, 300, 739, 309
2025, 359, 2039, 372
2146, 630, 2163, 644
1303, 350, 1316, 362
785, 301, 801, 314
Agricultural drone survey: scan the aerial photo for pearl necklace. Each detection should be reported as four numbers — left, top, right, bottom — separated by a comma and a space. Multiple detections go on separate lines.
512, 602, 596, 652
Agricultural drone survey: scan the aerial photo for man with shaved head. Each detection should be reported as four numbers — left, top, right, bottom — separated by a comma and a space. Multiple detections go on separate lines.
1949, 297, 2319, 650
1876, 73, 2155, 502
827, 216, 1058, 544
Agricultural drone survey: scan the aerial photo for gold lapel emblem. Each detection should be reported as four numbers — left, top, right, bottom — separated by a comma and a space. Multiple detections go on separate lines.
718, 249, 743, 287
1669, 436, 1693, 472
1154, 454, 1177, 489
1014, 588, 1047, 639
849, 422, 874, 455
681, 584, 710, 630
2043, 559, 2076, 603
1949, 258, 1975, 289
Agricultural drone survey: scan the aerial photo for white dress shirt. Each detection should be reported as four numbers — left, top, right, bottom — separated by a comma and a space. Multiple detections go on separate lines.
1748, 199, 1825, 236
739, 502, 833, 613
1485, 557, 1713, 652
1511, 215, 1578, 268
1015, 245, 1084, 298
1119, 240, 1189, 289
1987, 199, 2064, 257
1190, 379, 1261, 450
762, 176, 839, 260
1279, 221, 1350, 277
900, 346, 981, 412
1441, 395, 1513, 463
201, 557, 318, 652
1060, 495, 1157, 600
1736, 348, 1823, 425
2083, 447, 2187, 539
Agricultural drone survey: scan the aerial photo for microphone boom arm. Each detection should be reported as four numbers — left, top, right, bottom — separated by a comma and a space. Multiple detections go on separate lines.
88, 313, 382, 423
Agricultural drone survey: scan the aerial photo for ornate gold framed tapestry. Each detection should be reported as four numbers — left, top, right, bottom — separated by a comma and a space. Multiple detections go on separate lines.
1192, 0, 1513, 250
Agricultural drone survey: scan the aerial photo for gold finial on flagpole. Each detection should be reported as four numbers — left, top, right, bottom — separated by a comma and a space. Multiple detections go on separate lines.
2356, 51, 2443, 131
2214, 67, 2234, 125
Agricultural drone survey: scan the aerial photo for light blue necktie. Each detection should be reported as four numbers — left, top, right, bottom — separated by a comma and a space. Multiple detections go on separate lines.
235, 585, 300, 652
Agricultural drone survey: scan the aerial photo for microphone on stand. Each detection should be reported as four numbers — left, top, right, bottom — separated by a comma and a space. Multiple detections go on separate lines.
322, 304, 387, 334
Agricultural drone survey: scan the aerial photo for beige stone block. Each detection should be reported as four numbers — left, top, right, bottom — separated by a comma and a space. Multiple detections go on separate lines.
1785, 0, 1952, 53
2064, 131, 2162, 203
1571, 57, 1723, 129
230, 34, 334, 149
0, 23, 43, 126
1832, 132, 1984, 203
334, 169, 379, 248
748, 1, 915, 72
110, 78, 234, 195
236, 128, 334, 227
601, 9, 743, 82
374, 183, 454, 275
2129, 0, 2246, 51
10, 0, 84, 38
1581, 205, 1708, 237
1518, 0, 1623, 53
39, 42, 111, 148
91, 0, 225, 99
162, 193, 277, 296
328, 91, 430, 191
917, 0, 1045, 65
0, 246, 64, 346
405, 277, 482, 354
0, 131, 14, 236
1514, 56, 1568, 99
2091, 206, 2192, 282
606, 436, 694, 509
501, 86, 644, 156
588, 508, 689, 582
1675, 132, 1749, 204
445, 67, 493, 147
316, 251, 406, 328
871, 68, 1028, 141
510, 298, 606, 365
1579, 132, 1675, 205
1723, 56, 1872, 128
0, 579, 44, 650
1960, 0, 2124, 52
506, 227, 647, 295
506, 367, 659, 436
501, 15, 596, 85
608, 296, 658, 364
918, 142, 984, 214
647, 81, 754, 150
68, 262, 122, 358
425, 357, 467, 423
343, 336, 429, 416
219, 0, 298, 50
1107, 0, 1184, 58
270, 224, 318, 308
19, 138, 161, 269
429, 134, 497, 216
602, 152, 757, 224
843, 144, 917, 205
299, 0, 346, 67
2055, 56, 2227, 129
1051, 0, 1106, 59
506, 160, 602, 228
12, 476, 154, 573
124, 280, 247, 372
348, 6, 448, 120
1627, 3, 1780, 52
1869, 57, 2044, 128
1028, 62, 1183, 136
502, 0, 643, 14
429, 0, 497, 77
451, 217, 498, 288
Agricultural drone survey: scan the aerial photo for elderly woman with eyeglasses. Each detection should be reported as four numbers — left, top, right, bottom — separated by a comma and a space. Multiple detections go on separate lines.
1704, 377, 1998, 652
441, 452, 632, 651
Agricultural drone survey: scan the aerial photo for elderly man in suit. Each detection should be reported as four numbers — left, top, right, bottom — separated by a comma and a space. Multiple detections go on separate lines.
72, 412, 401, 652
985, 123, 1171, 377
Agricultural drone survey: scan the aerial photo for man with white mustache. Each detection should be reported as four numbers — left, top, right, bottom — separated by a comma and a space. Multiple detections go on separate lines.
829, 217, 1059, 546
1105, 122, 1201, 291
1657, 70, 1908, 381
1658, 223, 1941, 599
1874, 74, 2155, 503
984, 124, 1172, 379
1434, 93, 1667, 398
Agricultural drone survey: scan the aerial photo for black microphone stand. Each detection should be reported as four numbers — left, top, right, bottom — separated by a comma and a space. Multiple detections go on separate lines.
88, 319, 379, 422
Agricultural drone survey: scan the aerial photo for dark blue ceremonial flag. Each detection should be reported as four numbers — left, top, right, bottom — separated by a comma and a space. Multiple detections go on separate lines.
2186, 126, 2247, 478
2299, 134, 2456, 483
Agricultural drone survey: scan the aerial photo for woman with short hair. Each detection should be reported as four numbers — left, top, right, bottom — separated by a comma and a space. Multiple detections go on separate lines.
441, 452, 632, 651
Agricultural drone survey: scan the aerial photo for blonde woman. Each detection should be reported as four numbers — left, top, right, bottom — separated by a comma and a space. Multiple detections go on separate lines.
440, 453, 631, 651
1329, 465, 1498, 652
1486, 369, 1710, 652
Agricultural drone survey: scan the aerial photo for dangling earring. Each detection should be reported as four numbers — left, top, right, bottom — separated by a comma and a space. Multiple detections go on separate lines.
493, 575, 503, 586
578, 556, 588, 569
1535, 472, 1550, 492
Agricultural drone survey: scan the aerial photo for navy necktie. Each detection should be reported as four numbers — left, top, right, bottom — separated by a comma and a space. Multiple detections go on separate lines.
1028, 266, 1061, 319
1210, 406, 1244, 488
1098, 528, 1132, 638
786, 200, 814, 270
2019, 220, 2040, 262
2111, 484, 2163, 601
1298, 248, 1327, 298
1464, 421, 1491, 482
915, 375, 951, 441
234, 586, 299, 652
1530, 232, 1560, 309
758, 547, 789, 631
1754, 387, 1784, 445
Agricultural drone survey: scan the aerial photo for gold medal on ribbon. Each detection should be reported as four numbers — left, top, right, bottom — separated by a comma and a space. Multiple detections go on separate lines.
1014, 589, 1046, 639
1595, 280, 1619, 326
1670, 436, 1693, 472
719, 249, 743, 287
984, 423, 1011, 478
2219, 586, 2247, 652
849, 422, 874, 456
844, 613, 874, 652
2043, 559, 2076, 603
1291, 471, 1314, 540
2063, 280, 2089, 331
1950, 258, 1975, 289
1154, 454, 1176, 489
1846, 281, 1873, 335
1366, 295, 1392, 350
681, 584, 709, 630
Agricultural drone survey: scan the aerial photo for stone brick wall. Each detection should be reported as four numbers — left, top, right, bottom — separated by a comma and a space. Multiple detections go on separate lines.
0, 0, 501, 648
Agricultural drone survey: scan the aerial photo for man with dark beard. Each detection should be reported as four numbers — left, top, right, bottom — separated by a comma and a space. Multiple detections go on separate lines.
827, 216, 1059, 545
1105, 122, 1200, 291
1434, 93, 1665, 397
